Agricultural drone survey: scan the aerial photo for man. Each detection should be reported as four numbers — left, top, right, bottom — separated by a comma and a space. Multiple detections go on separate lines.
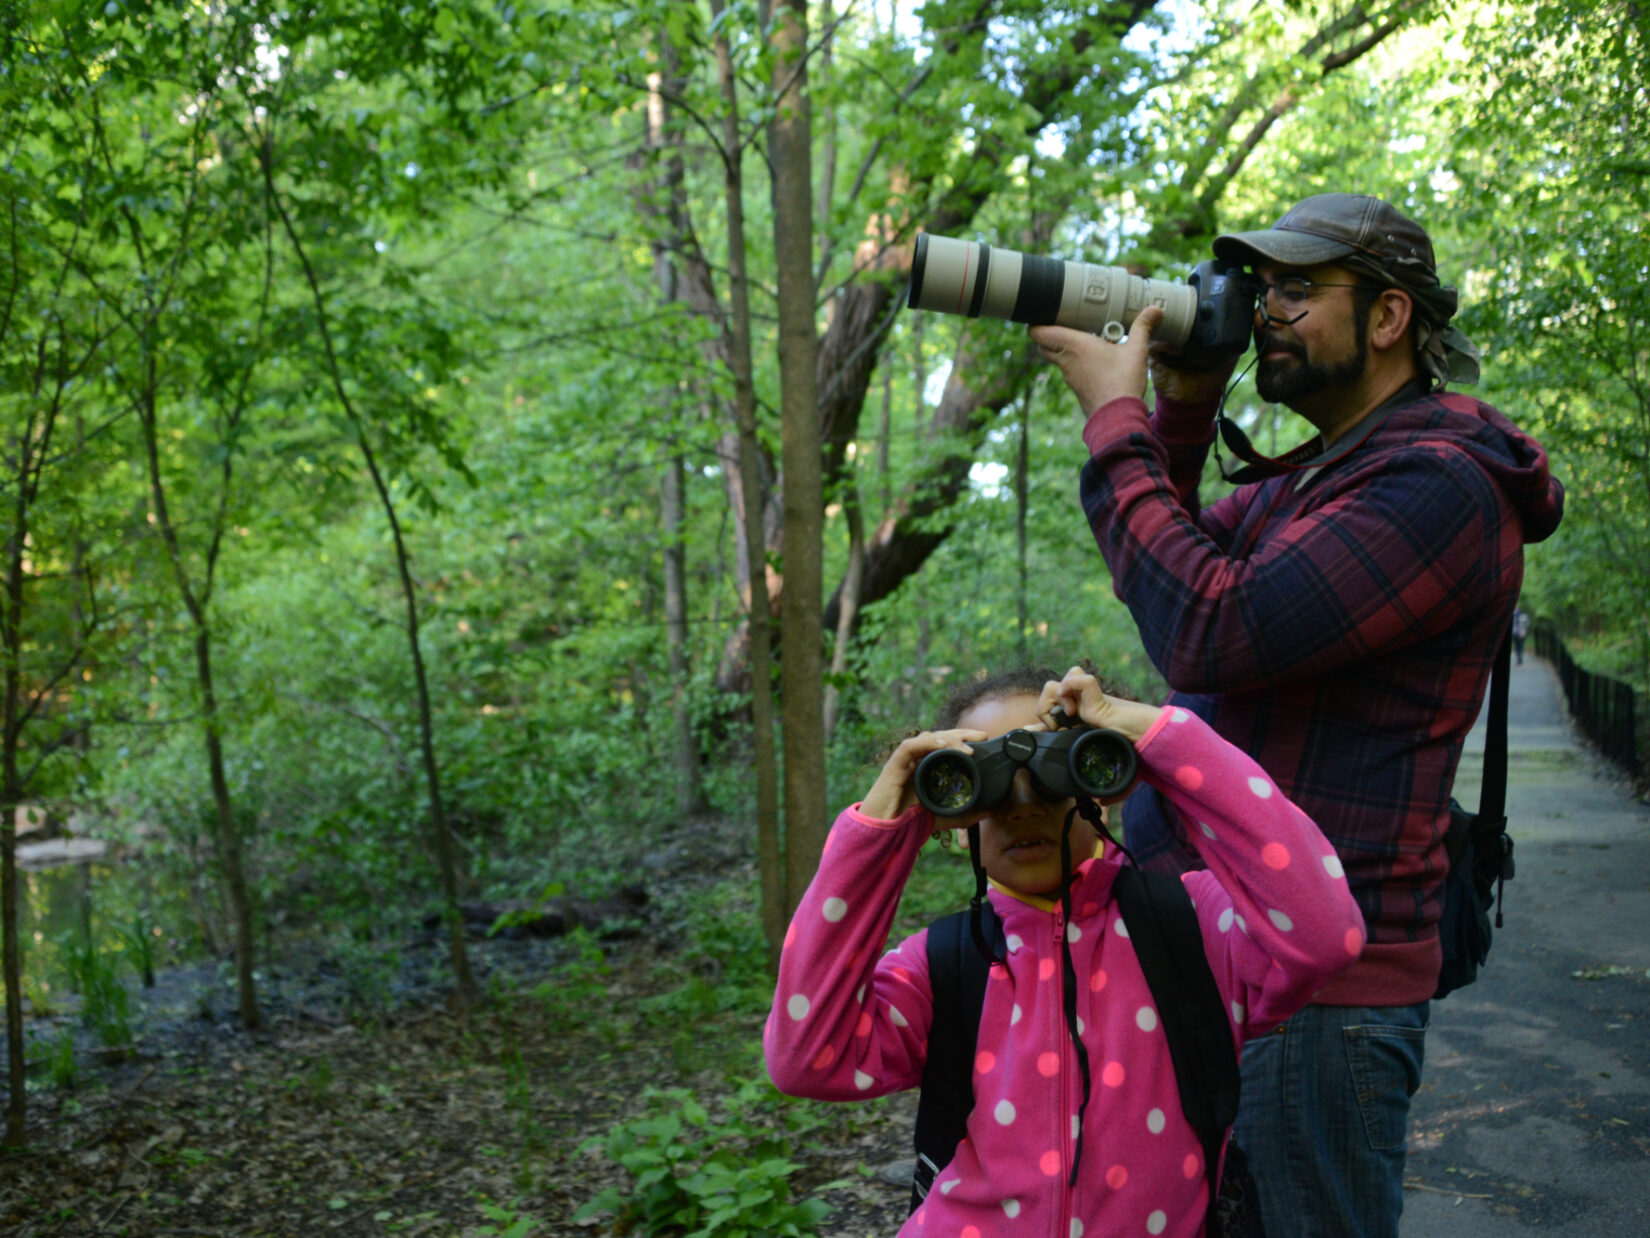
1031, 194, 1564, 1237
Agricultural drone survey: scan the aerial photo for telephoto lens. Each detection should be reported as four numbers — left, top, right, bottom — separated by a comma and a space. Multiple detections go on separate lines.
906, 232, 1256, 362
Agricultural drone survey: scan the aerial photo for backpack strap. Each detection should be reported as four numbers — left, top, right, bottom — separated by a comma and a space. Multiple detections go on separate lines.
1112, 866, 1240, 1227
1478, 632, 1514, 923
911, 904, 996, 1212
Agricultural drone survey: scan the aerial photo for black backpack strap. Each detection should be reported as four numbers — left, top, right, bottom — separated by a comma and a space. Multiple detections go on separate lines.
911, 905, 995, 1212
1477, 632, 1515, 923
1113, 866, 1240, 1226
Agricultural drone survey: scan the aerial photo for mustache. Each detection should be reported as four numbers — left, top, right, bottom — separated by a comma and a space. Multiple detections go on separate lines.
1255, 330, 1305, 358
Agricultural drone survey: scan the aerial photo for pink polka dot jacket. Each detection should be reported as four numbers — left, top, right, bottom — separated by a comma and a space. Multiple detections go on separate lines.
765, 708, 1365, 1238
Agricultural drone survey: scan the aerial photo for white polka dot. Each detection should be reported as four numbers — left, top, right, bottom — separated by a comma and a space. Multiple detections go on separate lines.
1115, 916, 1130, 939
1146, 1107, 1166, 1134
1002, 1199, 1021, 1219
1199, 821, 1217, 840
1268, 908, 1294, 932
1218, 908, 1234, 933
1234, 914, 1249, 935
940, 1177, 960, 1194
888, 1004, 908, 1028
1071, 1220, 1085, 1238
1072, 1114, 1082, 1140
1323, 854, 1345, 879
822, 897, 847, 922
1077, 1016, 1086, 1036
1136, 1006, 1159, 1032
1231, 1000, 1246, 1024
856, 984, 866, 1002
995, 1099, 1017, 1125
1011, 1004, 1023, 1025
1067, 922, 1082, 944
1007, 934, 1024, 952
854, 1070, 873, 1090
1248, 776, 1273, 799
1147, 1210, 1168, 1235
787, 994, 810, 1020
1171, 708, 1190, 722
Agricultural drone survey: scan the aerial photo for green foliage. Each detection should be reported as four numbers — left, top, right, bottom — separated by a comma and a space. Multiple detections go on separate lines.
529, 929, 615, 1027
112, 915, 160, 988
59, 926, 132, 1049
46, 1030, 78, 1091
573, 1083, 837, 1238
474, 1198, 541, 1238
1442, 0, 1649, 689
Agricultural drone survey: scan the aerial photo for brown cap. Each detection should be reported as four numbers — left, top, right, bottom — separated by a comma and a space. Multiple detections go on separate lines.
1213, 193, 1438, 282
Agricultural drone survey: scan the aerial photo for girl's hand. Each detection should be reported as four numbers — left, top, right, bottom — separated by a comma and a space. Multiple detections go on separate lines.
1037, 665, 1162, 746
861, 728, 989, 824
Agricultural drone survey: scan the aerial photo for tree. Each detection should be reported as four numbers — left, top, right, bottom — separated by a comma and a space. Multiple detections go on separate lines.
1445, 0, 1650, 686
766, 0, 828, 919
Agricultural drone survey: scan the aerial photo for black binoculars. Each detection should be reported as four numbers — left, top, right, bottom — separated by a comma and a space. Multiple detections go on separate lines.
914, 721, 1138, 818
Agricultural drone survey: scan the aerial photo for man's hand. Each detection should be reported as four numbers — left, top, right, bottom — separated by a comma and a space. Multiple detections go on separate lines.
1147, 343, 1242, 405
1031, 305, 1163, 413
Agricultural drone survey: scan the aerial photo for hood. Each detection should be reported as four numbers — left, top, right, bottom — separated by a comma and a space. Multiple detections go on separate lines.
1387, 392, 1565, 545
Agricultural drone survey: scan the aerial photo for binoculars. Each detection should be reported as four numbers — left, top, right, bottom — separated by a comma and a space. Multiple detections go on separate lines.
914, 721, 1138, 818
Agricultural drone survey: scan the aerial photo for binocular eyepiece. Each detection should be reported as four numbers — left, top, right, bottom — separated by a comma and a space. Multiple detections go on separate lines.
914, 721, 1138, 818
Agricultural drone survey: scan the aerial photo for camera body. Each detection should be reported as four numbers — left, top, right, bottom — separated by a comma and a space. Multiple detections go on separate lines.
914, 722, 1138, 818
907, 233, 1258, 366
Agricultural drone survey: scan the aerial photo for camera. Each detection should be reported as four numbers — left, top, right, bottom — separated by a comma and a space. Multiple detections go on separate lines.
914, 719, 1138, 818
906, 233, 1257, 365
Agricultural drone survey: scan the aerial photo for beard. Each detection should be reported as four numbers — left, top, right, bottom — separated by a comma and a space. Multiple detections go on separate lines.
1255, 330, 1368, 405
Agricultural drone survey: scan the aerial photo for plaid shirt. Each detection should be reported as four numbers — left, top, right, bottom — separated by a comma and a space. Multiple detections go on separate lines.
1081, 388, 1564, 1005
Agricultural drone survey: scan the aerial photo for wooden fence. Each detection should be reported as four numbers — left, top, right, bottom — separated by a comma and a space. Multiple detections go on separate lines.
1533, 623, 1645, 786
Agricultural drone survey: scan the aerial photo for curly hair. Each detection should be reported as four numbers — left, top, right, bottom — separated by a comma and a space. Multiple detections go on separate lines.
932, 660, 1137, 730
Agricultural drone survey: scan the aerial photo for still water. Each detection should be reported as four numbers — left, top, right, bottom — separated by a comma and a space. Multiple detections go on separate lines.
14, 858, 193, 1003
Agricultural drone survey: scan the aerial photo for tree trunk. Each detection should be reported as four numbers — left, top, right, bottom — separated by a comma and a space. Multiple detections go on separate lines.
263, 151, 476, 1008
768, 0, 828, 921
135, 352, 262, 1030
192, 629, 260, 1027
1015, 380, 1032, 661
642, 44, 705, 819
2, 428, 31, 1146
823, 483, 865, 738
661, 454, 703, 815
710, 0, 784, 959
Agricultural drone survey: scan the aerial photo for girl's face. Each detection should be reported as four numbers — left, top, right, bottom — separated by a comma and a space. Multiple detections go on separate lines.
954, 692, 1102, 897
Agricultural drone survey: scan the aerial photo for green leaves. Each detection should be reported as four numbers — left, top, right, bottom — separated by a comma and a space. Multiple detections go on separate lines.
573, 1083, 836, 1238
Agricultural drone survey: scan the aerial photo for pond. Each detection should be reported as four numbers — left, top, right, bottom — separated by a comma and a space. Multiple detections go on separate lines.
12, 854, 197, 1011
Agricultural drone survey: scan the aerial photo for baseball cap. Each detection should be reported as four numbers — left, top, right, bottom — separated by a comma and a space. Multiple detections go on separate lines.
1215, 193, 1479, 387
1213, 193, 1438, 282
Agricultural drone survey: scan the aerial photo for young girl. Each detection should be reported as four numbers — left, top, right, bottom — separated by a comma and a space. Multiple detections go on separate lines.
765, 665, 1365, 1238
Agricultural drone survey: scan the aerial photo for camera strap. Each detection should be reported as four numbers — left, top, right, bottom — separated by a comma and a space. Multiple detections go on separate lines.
1215, 379, 1425, 486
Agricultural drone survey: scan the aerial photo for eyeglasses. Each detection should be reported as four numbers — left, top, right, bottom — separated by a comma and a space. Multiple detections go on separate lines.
1255, 275, 1366, 311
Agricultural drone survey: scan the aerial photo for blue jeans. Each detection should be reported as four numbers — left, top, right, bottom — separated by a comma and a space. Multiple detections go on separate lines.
1232, 1001, 1429, 1238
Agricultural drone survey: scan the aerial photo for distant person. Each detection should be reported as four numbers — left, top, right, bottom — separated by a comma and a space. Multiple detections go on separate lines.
766, 664, 1363, 1238
1512, 605, 1532, 665
1032, 194, 1564, 1237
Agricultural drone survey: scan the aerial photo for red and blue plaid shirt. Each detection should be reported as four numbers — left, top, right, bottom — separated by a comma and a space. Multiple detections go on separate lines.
1081, 388, 1563, 1005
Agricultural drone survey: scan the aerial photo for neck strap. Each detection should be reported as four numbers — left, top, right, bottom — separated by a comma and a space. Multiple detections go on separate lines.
1216, 378, 1426, 485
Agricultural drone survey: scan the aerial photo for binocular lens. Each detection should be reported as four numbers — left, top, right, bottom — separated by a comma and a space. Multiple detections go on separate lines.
1070, 731, 1136, 799
916, 752, 978, 816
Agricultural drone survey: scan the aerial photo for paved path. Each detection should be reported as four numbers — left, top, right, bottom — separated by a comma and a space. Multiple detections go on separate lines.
1402, 656, 1650, 1235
